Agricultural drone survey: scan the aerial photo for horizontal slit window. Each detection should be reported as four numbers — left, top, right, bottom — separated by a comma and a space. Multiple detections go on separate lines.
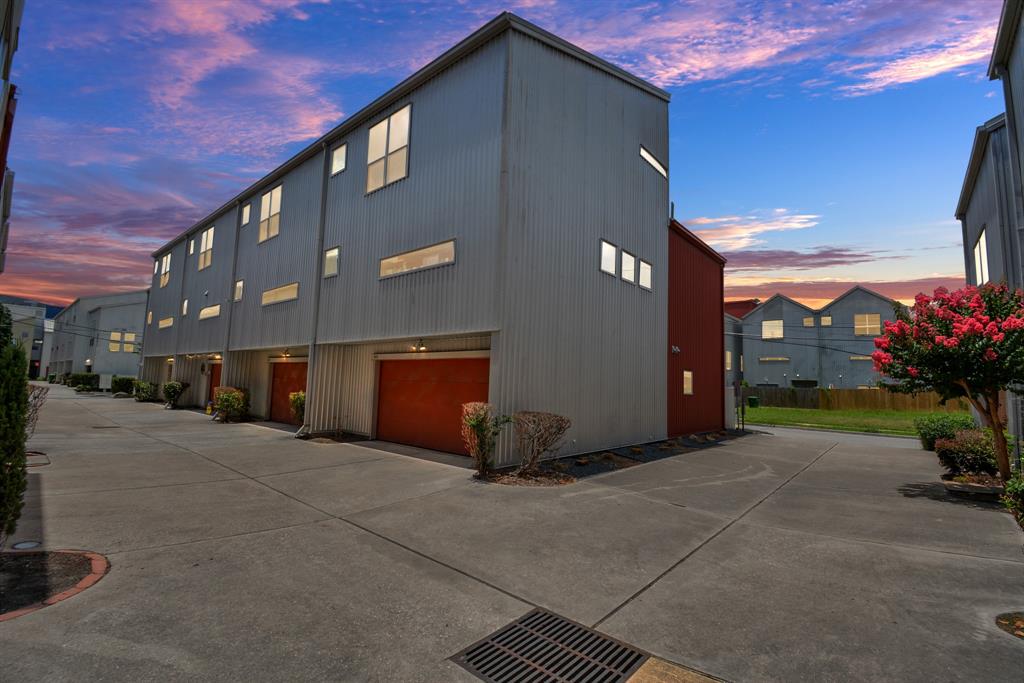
198, 304, 221, 320
640, 145, 667, 178
379, 240, 454, 278
158, 317, 174, 329
759, 356, 789, 362
261, 282, 299, 306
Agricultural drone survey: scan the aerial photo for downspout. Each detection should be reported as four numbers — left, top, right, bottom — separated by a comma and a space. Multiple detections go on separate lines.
297, 141, 332, 438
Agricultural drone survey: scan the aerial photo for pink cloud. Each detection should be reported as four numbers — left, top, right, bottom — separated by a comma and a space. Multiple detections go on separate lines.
689, 209, 821, 250
723, 246, 901, 272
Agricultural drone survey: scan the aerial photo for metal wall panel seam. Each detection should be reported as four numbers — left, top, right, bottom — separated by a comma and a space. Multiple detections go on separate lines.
302, 144, 332, 435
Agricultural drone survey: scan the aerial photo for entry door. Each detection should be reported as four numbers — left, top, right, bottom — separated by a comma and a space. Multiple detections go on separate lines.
208, 363, 222, 405
270, 361, 308, 424
376, 357, 489, 455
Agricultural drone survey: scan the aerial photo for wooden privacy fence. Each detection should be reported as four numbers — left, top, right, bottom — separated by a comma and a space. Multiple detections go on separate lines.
742, 386, 968, 412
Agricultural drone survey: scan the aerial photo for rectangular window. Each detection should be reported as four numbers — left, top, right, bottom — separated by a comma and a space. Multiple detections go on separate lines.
621, 251, 636, 283
188, 239, 195, 255
380, 240, 455, 278
640, 145, 667, 178
324, 246, 340, 277
850, 355, 872, 361
683, 370, 694, 395
147, 311, 153, 325
159, 253, 172, 288
153, 260, 159, 275
854, 313, 881, 336
639, 260, 653, 290
259, 185, 282, 242
331, 143, 347, 175
108, 331, 121, 353
740, 354, 744, 372
821, 315, 832, 326
762, 320, 783, 339
198, 226, 214, 269
234, 280, 244, 301
261, 282, 299, 306
181, 299, 188, 316
725, 350, 732, 371
198, 304, 221, 320
241, 203, 251, 225
600, 240, 617, 275
759, 356, 790, 362
366, 104, 410, 192
124, 333, 136, 353
158, 317, 174, 329
803, 317, 814, 327
974, 229, 989, 284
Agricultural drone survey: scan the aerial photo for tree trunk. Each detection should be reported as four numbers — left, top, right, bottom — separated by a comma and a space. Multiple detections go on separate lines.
975, 390, 1012, 482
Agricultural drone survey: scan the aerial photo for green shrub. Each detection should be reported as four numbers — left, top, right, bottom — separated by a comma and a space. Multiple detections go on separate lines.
162, 381, 189, 408
110, 376, 135, 394
461, 402, 511, 477
934, 429, 998, 476
1002, 475, 1024, 524
59, 373, 70, 385
0, 306, 28, 548
913, 413, 976, 451
289, 390, 305, 423
133, 380, 157, 402
46, 373, 56, 384
67, 372, 99, 390
214, 386, 249, 423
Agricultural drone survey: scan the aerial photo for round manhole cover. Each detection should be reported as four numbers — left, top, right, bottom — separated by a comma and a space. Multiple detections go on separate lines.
12, 541, 41, 550
996, 612, 1024, 639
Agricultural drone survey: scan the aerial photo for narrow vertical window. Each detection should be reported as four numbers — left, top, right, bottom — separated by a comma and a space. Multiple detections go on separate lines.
639, 260, 653, 290
188, 239, 195, 255
159, 253, 172, 288
198, 226, 214, 269
683, 370, 694, 395
234, 280, 244, 301
331, 144, 347, 175
153, 261, 159, 275
621, 251, 636, 283
259, 185, 282, 242
600, 240, 617, 276
324, 246, 340, 277
147, 311, 153, 325
182, 299, 189, 316
974, 229, 989, 284
725, 350, 732, 371
366, 104, 411, 192
241, 203, 251, 225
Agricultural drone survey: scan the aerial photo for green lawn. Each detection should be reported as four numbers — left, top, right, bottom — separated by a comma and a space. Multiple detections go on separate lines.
743, 406, 964, 436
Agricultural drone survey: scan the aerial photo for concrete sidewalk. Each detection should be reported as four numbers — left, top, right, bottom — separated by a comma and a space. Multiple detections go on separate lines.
2, 385, 1021, 681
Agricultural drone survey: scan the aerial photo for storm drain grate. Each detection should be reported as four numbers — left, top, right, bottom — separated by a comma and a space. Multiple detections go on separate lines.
452, 609, 648, 683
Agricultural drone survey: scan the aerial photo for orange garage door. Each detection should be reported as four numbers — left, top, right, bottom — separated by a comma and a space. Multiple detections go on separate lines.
376, 357, 490, 455
270, 361, 307, 425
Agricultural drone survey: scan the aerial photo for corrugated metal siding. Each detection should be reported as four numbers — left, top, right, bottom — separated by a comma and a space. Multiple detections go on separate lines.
818, 290, 898, 388
141, 355, 172, 386
177, 208, 238, 354
230, 154, 324, 350
742, 298, 817, 387
144, 239, 188, 357
667, 226, 723, 435
1008, 10, 1024, 203
489, 32, 668, 461
171, 354, 206, 407
963, 125, 1014, 287
724, 315, 743, 387
222, 349, 285, 419
307, 333, 491, 436
316, 37, 506, 344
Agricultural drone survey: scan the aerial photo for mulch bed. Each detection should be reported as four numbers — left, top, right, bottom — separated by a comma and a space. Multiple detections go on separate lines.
479, 470, 576, 487
0, 550, 109, 620
995, 612, 1024, 639
950, 473, 1004, 487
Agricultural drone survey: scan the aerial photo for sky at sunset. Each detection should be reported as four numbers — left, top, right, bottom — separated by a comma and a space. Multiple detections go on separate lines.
0, 0, 1006, 307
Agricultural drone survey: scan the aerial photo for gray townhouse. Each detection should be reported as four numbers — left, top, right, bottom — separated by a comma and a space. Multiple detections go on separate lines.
140, 13, 727, 465
50, 290, 148, 384
737, 286, 901, 389
4, 301, 45, 377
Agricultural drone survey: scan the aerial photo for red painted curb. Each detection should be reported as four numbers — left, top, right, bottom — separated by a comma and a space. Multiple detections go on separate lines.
0, 549, 110, 623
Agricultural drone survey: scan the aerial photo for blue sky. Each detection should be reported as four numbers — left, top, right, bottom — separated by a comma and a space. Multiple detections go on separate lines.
0, 0, 1004, 305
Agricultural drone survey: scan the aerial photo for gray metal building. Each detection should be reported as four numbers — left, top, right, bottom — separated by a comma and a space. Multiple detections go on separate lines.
50, 290, 148, 385
141, 13, 688, 465
736, 286, 901, 389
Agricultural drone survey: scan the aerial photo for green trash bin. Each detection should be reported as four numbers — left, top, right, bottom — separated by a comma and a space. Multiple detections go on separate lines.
747, 396, 760, 408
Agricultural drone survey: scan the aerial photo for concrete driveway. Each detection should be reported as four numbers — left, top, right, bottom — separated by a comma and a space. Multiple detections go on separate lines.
2, 385, 1021, 681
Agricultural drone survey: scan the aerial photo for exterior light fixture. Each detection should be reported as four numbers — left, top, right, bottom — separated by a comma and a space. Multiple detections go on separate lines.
84, 358, 92, 366
283, 348, 291, 358
416, 339, 427, 351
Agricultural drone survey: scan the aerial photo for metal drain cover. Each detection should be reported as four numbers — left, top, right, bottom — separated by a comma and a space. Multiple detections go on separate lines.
452, 608, 648, 682
12, 541, 41, 549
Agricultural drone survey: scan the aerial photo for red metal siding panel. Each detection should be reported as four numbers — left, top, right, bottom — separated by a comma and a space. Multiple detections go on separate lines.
667, 226, 725, 436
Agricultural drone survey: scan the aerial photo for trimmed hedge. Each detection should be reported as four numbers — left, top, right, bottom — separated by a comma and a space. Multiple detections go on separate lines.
934, 429, 998, 476
134, 380, 158, 402
913, 413, 976, 451
162, 381, 189, 408
0, 305, 28, 547
110, 376, 135, 394
67, 372, 99, 390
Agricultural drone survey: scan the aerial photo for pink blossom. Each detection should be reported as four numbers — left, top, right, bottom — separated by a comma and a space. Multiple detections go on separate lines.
984, 348, 998, 361
943, 337, 960, 349
1001, 316, 1024, 331
907, 367, 919, 378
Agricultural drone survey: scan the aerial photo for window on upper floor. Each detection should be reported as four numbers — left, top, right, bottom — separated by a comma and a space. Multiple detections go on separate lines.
640, 145, 667, 178
803, 316, 814, 327
331, 143, 347, 176
600, 240, 617, 276
241, 203, 251, 226
974, 228, 989, 284
262, 282, 299, 306
683, 370, 694, 395
366, 105, 410, 193
850, 355, 872, 361
153, 260, 158, 275
854, 313, 881, 336
380, 240, 454, 278
198, 226, 214, 269
147, 311, 153, 325
639, 260, 653, 290
324, 246, 340, 277
188, 239, 195, 255
158, 317, 174, 329
621, 251, 636, 283
123, 333, 136, 353
759, 356, 790, 362
725, 350, 732, 371
234, 280, 244, 301
109, 332, 121, 353
182, 299, 189, 316
159, 253, 171, 288
198, 304, 221, 320
259, 185, 282, 243
762, 320, 783, 339
821, 315, 832, 326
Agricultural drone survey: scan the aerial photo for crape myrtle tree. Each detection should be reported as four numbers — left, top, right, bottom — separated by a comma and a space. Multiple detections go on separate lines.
872, 284, 1024, 481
